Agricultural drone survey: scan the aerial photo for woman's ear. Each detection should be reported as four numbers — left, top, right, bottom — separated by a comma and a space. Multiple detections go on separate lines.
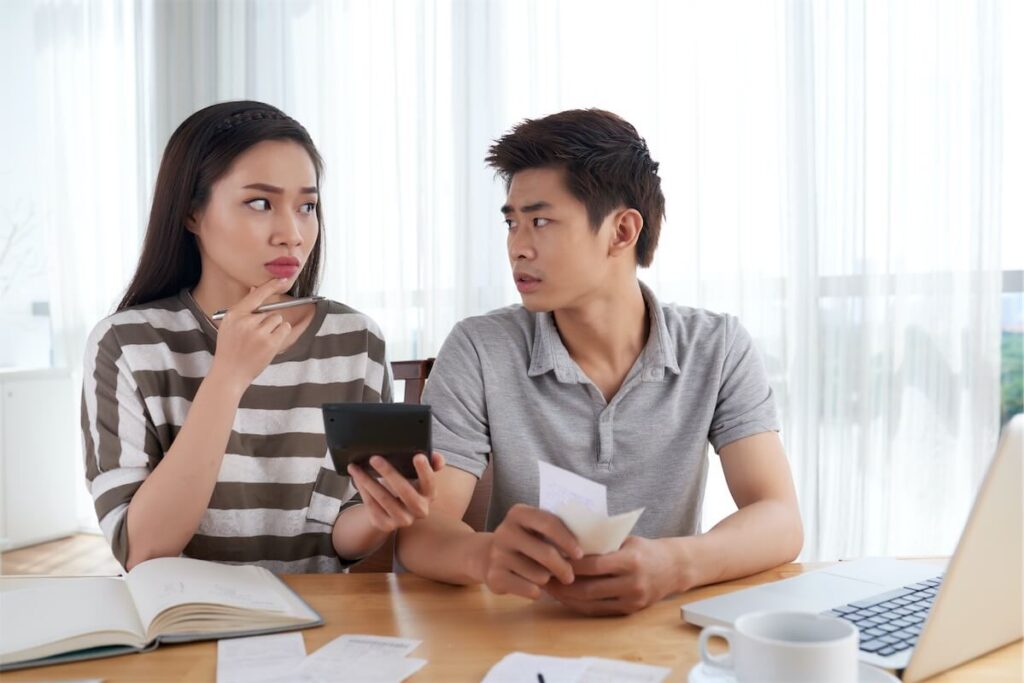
185, 209, 201, 235
608, 208, 643, 260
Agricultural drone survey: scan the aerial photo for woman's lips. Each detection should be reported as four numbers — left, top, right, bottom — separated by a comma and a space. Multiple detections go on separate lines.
265, 257, 301, 279
265, 263, 300, 278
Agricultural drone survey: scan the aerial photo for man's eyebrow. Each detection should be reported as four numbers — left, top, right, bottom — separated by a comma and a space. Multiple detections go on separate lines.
242, 183, 318, 195
500, 201, 551, 214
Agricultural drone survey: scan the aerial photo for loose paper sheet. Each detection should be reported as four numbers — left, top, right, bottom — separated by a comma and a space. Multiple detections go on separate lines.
295, 634, 426, 682
301, 634, 421, 663
482, 652, 589, 683
216, 632, 306, 683
482, 653, 671, 683
578, 657, 671, 682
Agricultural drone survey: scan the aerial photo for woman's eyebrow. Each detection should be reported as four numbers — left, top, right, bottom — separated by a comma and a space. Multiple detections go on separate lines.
242, 182, 318, 195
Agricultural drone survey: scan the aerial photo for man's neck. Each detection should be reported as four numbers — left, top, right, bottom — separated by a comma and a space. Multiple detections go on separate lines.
552, 278, 649, 398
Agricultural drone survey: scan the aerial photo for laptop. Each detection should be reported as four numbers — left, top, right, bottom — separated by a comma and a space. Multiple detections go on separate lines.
681, 415, 1023, 682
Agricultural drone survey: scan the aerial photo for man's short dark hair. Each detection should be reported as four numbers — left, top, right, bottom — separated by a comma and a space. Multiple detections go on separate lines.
485, 109, 666, 267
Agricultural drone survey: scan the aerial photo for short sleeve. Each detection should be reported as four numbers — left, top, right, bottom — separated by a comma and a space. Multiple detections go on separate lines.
707, 317, 780, 452
305, 312, 387, 526
380, 355, 395, 404
81, 322, 160, 569
305, 451, 362, 526
420, 322, 491, 479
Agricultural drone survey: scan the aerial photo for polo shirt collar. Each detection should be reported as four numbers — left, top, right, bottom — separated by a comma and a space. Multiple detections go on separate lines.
527, 280, 680, 383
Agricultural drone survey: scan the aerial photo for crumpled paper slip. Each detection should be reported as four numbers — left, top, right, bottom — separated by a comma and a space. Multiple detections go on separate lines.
555, 499, 645, 556
538, 461, 644, 555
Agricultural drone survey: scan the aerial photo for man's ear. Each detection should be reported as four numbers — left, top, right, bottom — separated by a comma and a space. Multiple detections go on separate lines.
608, 208, 643, 260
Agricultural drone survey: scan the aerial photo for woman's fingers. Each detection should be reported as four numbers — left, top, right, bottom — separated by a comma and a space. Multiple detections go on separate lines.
347, 453, 441, 528
230, 278, 291, 319
369, 456, 429, 518
348, 464, 414, 528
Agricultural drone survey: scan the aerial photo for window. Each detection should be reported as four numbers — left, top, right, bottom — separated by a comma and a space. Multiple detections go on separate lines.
1001, 0, 1023, 428
1001, 283, 1023, 427
0, 3, 52, 370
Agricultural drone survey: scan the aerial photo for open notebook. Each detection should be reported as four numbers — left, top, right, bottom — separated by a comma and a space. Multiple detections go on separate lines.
0, 556, 322, 672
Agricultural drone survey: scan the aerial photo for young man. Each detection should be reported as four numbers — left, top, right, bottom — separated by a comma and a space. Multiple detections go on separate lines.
395, 109, 802, 615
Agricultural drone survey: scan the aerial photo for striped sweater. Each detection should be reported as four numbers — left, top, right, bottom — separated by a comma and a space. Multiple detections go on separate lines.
81, 290, 392, 573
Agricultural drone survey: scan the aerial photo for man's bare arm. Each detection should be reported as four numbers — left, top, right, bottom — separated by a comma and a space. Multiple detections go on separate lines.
681, 431, 803, 589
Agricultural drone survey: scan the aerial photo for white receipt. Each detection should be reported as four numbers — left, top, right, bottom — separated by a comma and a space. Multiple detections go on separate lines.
216, 632, 307, 683
306, 634, 421, 660
538, 462, 643, 555
482, 653, 671, 683
296, 634, 425, 682
218, 633, 425, 683
482, 652, 588, 683
579, 657, 671, 682
297, 657, 426, 683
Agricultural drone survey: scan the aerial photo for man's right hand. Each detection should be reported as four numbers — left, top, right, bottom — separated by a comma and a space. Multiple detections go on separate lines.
482, 504, 583, 600
210, 278, 294, 392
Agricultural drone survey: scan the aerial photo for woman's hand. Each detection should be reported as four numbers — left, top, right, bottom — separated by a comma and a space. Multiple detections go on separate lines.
209, 278, 293, 393
347, 452, 446, 532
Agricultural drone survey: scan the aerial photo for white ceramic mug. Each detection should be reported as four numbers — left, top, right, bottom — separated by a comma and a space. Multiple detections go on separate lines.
697, 610, 859, 683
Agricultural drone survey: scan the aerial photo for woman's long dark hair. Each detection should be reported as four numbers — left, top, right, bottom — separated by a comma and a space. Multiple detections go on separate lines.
117, 101, 325, 311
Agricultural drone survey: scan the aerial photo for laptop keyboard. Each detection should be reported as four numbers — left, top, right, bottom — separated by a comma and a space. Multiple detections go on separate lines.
822, 575, 943, 658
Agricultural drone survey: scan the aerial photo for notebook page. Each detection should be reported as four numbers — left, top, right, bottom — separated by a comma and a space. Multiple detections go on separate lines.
0, 578, 145, 662
125, 557, 289, 633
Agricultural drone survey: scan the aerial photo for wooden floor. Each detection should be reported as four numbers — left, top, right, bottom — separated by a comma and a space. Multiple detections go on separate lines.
0, 533, 122, 575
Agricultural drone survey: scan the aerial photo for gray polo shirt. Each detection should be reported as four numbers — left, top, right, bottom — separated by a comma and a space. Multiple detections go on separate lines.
422, 281, 779, 539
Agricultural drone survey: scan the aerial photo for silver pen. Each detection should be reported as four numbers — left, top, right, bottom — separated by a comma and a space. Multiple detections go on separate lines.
211, 295, 325, 321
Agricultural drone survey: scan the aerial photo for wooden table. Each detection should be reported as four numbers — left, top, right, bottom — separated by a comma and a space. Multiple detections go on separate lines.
5, 563, 1021, 681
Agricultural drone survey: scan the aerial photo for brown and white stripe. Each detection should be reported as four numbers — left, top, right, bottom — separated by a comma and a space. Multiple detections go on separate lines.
81, 290, 392, 573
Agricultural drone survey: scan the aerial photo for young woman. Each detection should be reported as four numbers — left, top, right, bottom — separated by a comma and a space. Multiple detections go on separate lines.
81, 101, 442, 572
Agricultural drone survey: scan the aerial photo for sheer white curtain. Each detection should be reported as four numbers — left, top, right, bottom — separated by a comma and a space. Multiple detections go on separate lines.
781, 0, 1003, 559
18, 0, 1008, 559
12, 1, 146, 372
443, 0, 1005, 559
19, 1, 151, 528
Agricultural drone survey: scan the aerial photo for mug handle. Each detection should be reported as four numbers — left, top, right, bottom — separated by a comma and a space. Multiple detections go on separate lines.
698, 625, 735, 672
